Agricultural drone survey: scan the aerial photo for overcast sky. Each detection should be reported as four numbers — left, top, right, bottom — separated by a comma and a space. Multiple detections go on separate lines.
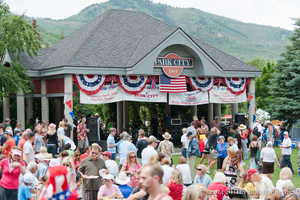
4, 0, 300, 30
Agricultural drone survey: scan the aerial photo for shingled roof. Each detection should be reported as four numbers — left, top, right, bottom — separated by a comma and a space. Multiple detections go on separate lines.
20, 9, 260, 74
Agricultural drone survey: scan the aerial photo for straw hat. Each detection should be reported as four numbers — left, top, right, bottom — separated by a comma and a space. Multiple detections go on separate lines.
115, 172, 130, 185
238, 124, 247, 130
162, 132, 172, 140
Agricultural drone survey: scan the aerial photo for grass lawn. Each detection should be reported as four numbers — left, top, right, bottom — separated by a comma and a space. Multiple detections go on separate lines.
172, 147, 300, 187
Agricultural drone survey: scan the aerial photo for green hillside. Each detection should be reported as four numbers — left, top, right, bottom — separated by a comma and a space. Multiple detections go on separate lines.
34, 0, 292, 61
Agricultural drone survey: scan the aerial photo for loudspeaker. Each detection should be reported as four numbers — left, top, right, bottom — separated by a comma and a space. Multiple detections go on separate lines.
234, 113, 246, 125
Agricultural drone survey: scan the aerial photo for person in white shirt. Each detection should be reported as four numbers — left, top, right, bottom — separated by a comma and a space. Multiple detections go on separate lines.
141, 136, 159, 166
161, 157, 174, 185
176, 156, 192, 186
101, 151, 119, 177
280, 131, 294, 173
118, 132, 137, 165
260, 141, 279, 178
248, 168, 274, 199
180, 128, 189, 158
276, 167, 295, 197
57, 121, 65, 152
23, 131, 35, 164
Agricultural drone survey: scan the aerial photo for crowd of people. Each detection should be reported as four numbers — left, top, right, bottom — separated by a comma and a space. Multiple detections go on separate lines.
0, 116, 299, 200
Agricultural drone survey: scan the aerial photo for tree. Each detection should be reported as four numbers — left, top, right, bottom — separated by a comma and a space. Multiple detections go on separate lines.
0, 1, 41, 97
247, 59, 276, 110
268, 19, 300, 127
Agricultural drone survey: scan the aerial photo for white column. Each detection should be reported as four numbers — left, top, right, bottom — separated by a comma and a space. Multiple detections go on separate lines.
231, 103, 239, 122
64, 75, 73, 125
122, 101, 128, 130
248, 79, 256, 128
26, 96, 33, 125
41, 79, 49, 123
16, 90, 25, 128
214, 104, 221, 118
193, 106, 198, 120
117, 102, 123, 131
208, 103, 214, 123
3, 97, 10, 120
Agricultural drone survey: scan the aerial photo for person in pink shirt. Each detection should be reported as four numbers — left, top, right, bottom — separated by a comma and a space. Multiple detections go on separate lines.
207, 172, 229, 200
0, 147, 26, 200
120, 151, 141, 187
97, 174, 123, 199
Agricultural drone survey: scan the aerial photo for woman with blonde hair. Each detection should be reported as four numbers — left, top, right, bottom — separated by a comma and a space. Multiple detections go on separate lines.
183, 184, 208, 200
168, 169, 183, 200
276, 167, 295, 196
121, 151, 141, 188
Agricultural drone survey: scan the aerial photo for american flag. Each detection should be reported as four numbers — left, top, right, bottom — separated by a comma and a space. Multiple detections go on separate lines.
159, 74, 187, 93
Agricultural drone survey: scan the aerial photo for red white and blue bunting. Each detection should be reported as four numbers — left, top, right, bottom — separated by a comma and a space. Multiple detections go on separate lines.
117, 75, 149, 94
188, 77, 214, 91
73, 74, 106, 95
224, 77, 248, 95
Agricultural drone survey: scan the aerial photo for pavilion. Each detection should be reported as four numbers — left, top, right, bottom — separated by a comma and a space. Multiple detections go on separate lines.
3, 9, 260, 131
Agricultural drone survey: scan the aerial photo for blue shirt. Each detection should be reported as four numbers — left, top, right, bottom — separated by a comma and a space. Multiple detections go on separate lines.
117, 140, 137, 164
217, 142, 228, 158
18, 185, 32, 200
118, 184, 133, 198
107, 134, 116, 153
193, 174, 212, 187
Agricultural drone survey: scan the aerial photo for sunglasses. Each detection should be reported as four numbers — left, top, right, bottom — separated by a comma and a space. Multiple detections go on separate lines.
130, 156, 136, 158
91, 152, 98, 155
196, 168, 202, 171
63, 164, 70, 167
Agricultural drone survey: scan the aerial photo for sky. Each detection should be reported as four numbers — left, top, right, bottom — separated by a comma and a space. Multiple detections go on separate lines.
4, 0, 300, 30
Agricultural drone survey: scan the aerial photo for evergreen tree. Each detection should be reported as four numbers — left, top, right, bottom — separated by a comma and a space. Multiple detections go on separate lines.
247, 59, 276, 110
269, 19, 300, 127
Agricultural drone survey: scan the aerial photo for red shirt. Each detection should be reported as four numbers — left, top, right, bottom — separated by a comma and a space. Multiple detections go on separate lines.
208, 182, 228, 200
168, 182, 183, 200
0, 158, 25, 189
80, 152, 89, 162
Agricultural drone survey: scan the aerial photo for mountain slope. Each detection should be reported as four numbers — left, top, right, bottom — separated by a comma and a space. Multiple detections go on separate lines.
35, 0, 292, 61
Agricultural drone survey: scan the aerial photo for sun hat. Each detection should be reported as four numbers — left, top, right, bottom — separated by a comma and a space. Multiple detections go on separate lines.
162, 132, 172, 140
213, 172, 226, 183
246, 168, 258, 179
115, 172, 130, 185
102, 174, 114, 180
238, 124, 247, 130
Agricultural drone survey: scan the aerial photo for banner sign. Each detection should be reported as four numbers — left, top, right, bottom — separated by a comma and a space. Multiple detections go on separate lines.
80, 84, 122, 104
169, 90, 209, 106
125, 84, 167, 103
80, 84, 167, 104
209, 86, 247, 103
154, 53, 193, 78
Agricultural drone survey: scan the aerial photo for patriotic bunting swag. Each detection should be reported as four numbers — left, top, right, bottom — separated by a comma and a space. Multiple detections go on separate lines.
188, 77, 214, 91
117, 75, 148, 94
224, 77, 248, 95
73, 74, 106, 95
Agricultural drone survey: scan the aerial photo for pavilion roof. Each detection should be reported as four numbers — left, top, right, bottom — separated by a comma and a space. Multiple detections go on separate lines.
19, 9, 260, 76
